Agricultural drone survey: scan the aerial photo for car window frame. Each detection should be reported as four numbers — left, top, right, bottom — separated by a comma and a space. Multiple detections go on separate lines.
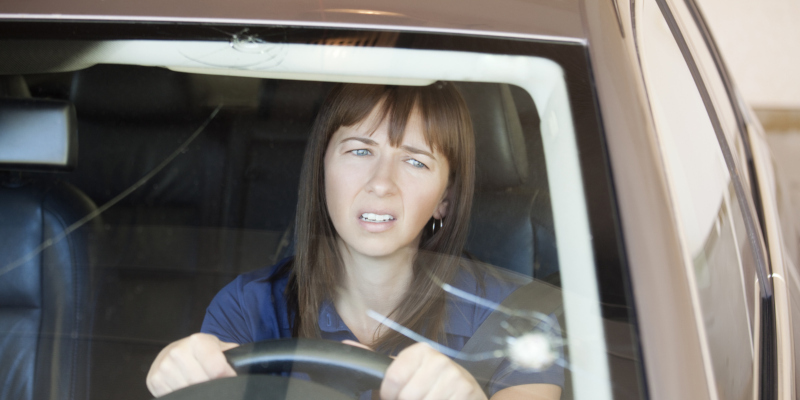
681, 0, 770, 241
0, 21, 646, 400
650, 0, 778, 398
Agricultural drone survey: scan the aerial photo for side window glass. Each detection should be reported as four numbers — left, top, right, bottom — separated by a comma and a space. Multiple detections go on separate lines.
638, 0, 757, 397
668, 0, 760, 322
669, 0, 753, 200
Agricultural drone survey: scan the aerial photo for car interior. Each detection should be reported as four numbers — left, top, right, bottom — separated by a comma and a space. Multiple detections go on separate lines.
0, 64, 572, 400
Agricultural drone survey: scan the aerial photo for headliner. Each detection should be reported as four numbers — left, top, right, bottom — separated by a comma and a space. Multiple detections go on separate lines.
0, 0, 585, 42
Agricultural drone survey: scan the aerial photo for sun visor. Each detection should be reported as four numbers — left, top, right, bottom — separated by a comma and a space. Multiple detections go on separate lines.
0, 98, 77, 171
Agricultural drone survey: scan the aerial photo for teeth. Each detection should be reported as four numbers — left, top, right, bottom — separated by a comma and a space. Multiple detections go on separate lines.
361, 213, 395, 222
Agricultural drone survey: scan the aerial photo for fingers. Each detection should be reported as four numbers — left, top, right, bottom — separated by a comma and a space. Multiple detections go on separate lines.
158, 355, 192, 390
380, 343, 486, 400
422, 364, 466, 400
166, 349, 205, 386
381, 343, 428, 400
342, 339, 373, 351
146, 371, 172, 398
189, 334, 237, 379
395, 360, 442, 400
146, 333, 238, 397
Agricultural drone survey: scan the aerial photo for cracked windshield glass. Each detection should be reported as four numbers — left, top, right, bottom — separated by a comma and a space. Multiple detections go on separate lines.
0, 25, 639, 400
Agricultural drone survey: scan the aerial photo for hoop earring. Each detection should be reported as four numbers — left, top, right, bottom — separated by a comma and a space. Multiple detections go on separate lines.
431, 218, 444, 235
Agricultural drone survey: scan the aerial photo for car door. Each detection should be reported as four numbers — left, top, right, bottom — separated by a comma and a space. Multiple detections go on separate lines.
635, 0, 780, 398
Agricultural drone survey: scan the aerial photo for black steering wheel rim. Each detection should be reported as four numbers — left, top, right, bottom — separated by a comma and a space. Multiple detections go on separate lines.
226, 338, 391, 395
155, 339, 392, 400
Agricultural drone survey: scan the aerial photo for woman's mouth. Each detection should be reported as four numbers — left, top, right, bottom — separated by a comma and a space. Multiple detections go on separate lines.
360, 213, 395, 223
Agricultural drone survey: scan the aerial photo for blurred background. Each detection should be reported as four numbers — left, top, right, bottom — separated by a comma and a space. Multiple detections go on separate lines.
697, 0, 800, 242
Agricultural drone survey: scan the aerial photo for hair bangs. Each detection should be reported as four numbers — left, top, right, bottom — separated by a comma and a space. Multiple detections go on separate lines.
327, 84, 462, 165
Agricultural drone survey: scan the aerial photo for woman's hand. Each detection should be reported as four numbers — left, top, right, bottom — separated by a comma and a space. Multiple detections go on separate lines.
378, 342, 487, 400
146, 333, 239, 397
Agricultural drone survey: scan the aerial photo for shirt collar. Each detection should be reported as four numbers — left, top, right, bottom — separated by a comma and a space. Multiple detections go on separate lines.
318, 300, 351, 333
443, 296, 475, 337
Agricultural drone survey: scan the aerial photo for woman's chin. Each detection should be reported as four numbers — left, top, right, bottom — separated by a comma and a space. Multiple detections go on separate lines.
352, 245, 402, 259
346, 239, 415, 260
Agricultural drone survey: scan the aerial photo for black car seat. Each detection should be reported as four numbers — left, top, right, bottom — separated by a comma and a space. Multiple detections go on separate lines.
232, 79, 334, 266
66, 65, 237, 400
0, 80, 98, 400
457, 82, 558, 279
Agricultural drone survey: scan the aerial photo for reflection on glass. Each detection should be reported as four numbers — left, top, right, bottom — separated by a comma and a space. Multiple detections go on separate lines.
692, 184, 753, 398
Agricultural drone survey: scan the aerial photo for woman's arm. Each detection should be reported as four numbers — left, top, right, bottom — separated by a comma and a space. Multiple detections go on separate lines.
490, 384, 562, 400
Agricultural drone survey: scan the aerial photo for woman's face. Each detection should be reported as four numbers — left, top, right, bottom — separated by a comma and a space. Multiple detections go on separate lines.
324, 105, 450, 259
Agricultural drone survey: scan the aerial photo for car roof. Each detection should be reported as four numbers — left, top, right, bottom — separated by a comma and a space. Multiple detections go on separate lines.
0, 0, 585, 42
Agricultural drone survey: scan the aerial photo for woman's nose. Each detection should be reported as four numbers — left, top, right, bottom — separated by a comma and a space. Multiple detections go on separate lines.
365, 155, 398, 197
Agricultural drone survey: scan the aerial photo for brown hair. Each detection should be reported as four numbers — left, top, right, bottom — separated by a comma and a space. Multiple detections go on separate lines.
287, 81, 476, 352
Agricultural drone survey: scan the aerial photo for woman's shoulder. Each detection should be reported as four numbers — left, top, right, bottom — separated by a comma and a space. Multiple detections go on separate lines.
233, 256, 293, 291
209, 257, 292, 305
201, 257, 294, 343
215, 256, 293, 312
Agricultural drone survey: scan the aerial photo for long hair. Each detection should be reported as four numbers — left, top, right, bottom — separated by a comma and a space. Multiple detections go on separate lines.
287, 81, 476, 352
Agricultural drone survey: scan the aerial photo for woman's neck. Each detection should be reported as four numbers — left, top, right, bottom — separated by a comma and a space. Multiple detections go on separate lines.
334, 240, 415, 344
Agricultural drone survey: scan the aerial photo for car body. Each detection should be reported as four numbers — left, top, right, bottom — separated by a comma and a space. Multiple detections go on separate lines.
0, 0, 798, 399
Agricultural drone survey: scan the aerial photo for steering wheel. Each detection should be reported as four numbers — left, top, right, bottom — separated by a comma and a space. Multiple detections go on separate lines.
155, 339, 393, 400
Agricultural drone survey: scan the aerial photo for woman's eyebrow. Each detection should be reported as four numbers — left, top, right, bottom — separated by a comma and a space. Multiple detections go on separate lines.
401, 145, 435, 160
339, 137, 378, 146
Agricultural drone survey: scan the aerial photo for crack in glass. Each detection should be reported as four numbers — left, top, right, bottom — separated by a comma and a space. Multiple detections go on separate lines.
367, 276, 567, 373
0, 105, 223, 278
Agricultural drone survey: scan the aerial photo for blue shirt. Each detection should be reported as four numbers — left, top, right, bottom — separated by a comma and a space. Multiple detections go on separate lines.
201, 258, 564, 397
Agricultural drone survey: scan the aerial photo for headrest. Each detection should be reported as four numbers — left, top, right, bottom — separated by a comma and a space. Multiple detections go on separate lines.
0, 97, 77, 171
70, 65, 195, 120
258, 80, 333, 121
253, 80, 334, 142
455, 83, 529, 191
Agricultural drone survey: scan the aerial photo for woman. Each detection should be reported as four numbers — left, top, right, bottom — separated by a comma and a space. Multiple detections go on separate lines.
147, 82, 563, 399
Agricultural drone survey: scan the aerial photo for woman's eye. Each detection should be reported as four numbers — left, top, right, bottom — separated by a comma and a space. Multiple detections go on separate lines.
406, 158, 427, 169
350, 149, 371, 156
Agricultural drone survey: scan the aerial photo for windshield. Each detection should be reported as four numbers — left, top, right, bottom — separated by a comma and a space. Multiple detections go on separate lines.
0, 22, 639, 400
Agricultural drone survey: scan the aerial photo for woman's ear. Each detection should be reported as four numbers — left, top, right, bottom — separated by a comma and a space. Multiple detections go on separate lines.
433, 189, 450, 220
